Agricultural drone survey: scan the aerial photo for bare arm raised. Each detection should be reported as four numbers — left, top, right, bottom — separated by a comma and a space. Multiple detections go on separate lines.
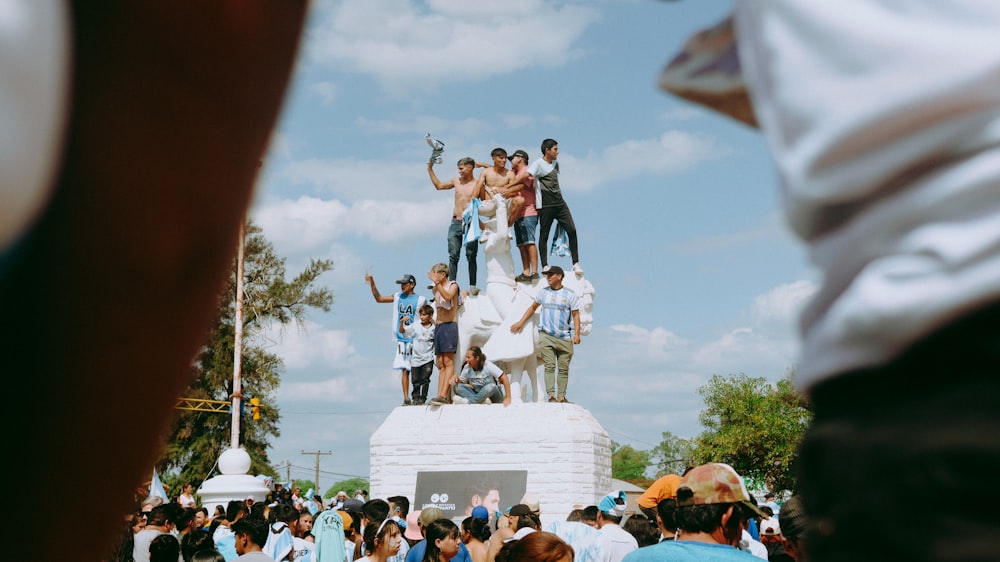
473, 171, 486, 200
365, 273, 394, 304
434, 278, 460, 302
428, 162, 456, 190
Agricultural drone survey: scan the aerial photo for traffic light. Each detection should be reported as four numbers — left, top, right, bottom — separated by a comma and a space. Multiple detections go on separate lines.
250, 397, 260, 420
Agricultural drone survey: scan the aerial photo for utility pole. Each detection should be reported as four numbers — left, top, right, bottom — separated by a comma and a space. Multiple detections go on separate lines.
301, 450, 331, 491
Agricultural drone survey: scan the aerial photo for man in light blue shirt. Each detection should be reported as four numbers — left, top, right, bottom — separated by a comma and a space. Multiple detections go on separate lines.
510, 265, 580, 403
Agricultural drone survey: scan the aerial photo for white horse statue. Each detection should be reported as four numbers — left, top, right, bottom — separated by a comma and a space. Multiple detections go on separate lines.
457, 193, 595, 402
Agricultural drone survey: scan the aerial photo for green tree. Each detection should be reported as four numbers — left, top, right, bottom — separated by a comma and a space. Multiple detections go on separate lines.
650, 431, 695, 477
294, 480, 316, 494
325, 477, 370, 500
611, 441, 651, 480
691, 373, 811, 493
160, 223, 333, 488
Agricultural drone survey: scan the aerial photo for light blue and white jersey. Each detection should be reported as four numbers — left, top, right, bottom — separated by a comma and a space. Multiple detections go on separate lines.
392, 292, 425, 343
459, 360, 505, 389
535, 285, 579, 340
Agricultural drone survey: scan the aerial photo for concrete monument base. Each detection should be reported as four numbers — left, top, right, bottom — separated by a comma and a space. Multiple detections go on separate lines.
370, 402, 612, 526
197, 448, 270, 514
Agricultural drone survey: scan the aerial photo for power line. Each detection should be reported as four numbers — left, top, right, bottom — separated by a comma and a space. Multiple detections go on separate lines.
302, 450, 332, 491
317, 468, 369, 479
271, 461, 368, 482
604, 427, 661, 449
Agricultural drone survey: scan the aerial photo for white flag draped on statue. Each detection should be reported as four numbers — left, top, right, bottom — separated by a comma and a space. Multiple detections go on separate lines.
150, 467, 168, 501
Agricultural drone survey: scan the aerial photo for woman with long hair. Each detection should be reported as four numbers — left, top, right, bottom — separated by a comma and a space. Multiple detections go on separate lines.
494, 532, 574, 562
422, 519, 461, 562
461, 517, 490, 562
454, 346, 511, 406
358, 519, 402, 562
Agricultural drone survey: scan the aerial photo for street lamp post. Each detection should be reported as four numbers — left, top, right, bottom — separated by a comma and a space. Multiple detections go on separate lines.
230, 221, 245, 448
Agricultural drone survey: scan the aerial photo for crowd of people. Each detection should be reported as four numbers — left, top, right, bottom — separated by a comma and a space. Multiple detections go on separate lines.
9, 1, 994, 560
367, 143, 586, 408
111, 462, 813, 562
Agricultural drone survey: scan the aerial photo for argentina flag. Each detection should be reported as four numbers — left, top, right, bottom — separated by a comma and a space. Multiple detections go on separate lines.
463, 198, 481, 246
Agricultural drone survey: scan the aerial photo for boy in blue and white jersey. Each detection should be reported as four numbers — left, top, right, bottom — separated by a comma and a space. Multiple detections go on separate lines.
366, 272, 426, 405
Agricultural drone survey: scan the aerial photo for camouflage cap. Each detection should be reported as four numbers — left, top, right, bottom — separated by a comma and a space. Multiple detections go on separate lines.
676, 463, 764, 518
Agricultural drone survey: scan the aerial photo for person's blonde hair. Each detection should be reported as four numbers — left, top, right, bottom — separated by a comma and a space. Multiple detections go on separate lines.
431, 263, 449, 275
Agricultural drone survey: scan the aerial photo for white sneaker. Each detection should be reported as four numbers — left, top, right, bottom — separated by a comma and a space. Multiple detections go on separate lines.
452, 396, 469, 405
572, 263, 584, 275
484, 398, 492, 405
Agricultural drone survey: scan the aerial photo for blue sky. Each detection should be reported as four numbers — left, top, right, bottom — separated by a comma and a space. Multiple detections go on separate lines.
246, 0, 817, 485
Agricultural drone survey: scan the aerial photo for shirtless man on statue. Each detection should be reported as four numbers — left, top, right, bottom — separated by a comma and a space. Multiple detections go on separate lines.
428, 157, 485, 295
477, 147, 524, 228
427, 263, 461, 406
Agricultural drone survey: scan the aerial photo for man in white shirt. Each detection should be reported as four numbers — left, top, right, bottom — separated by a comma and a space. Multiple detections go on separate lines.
596, 491, 638, 562
134, 505, 177, 562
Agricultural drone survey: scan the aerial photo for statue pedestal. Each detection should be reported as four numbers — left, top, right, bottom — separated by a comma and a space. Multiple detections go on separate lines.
197, 448, 270, 514
369, 402, 612, 526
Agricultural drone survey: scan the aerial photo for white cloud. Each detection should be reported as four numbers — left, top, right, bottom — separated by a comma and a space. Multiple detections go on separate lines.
562, 131, 730, 191
263, 320, 358, 370
751, 280, 816, 329
253, 197, 350, 254
574, 280, 810, 441
280, 157, 422, 201
308, 0, 600, 92
691, 326, 794, 376
281, 378, 353, 401
253, 195, 448, 252
602, 279, 811, 383
355, 116, 488, 139
608, 323, 692, 362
